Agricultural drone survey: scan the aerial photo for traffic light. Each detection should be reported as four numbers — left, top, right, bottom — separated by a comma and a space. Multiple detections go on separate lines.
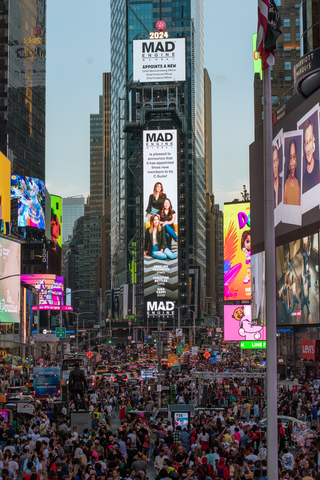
108, 338, 112, 344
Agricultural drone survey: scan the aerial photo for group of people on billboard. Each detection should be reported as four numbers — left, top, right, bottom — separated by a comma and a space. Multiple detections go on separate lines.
276, 235, 319, 325
273, 104, 320, 225
144, 182, 178, 260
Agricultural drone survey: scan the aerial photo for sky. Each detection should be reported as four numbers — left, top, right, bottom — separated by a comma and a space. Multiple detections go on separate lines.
46, 0, 257, 209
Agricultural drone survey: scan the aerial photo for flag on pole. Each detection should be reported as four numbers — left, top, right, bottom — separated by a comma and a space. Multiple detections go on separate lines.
257, 0, 282, 71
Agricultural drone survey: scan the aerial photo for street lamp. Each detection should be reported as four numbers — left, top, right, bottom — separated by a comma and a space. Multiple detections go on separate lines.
69, 311, 93, 354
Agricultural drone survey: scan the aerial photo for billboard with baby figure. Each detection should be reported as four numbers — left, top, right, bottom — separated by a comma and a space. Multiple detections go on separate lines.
143, 130, 178, 317
224, 304, 266, 342
224, 202, 251, 301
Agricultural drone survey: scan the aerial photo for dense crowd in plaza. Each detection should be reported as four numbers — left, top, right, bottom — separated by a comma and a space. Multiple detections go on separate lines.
0, 347, 320, 480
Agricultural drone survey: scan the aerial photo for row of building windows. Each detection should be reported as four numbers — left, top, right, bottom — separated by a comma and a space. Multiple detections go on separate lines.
283, 18, 300, 27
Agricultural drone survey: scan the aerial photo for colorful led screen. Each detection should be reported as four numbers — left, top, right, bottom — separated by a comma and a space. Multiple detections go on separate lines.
20, 274, 72, 311
224, 304, 266, 342
0, 237, 20, 323
224, 202, 251, 301
276, 234, 319, 325
50, 195, 62, 248
143, 130, 178, 318
11, 175, 45, 229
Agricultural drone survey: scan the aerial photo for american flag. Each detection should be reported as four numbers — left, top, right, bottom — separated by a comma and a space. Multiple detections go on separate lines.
257, 0, 282, 71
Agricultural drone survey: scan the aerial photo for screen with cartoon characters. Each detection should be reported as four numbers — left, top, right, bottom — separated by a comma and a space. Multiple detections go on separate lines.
224, 305, 266, 341
224, 202, 251, 301
143, 130, 178, 318
11, 175, 45, 229
20, 274, 72, 311
276, 234, 319, 325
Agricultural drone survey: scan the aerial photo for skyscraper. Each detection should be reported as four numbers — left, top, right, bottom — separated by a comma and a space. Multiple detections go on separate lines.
110, 0, 206, 320
62, 196, 86, 245
0, 0, 46, 180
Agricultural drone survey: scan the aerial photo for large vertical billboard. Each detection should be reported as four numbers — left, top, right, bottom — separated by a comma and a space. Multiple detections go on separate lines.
11, 175, 45, 229
0, 236, 21, 323
133, 38, 186, 83
0, 153, 11, 234
50, 196, 62, 248
143, 130, 178, 316
251, 252, 266, 325
276, 234, 319, 325
224, 202, 251, 301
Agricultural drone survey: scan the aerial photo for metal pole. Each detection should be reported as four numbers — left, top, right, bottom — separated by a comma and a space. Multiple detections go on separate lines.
263, 66, 278, 480
76, 313, 79, 354
193, 311, 195, 346
59, 295, 63, 381
157, 312, 161, 407
37, 292, 40, 334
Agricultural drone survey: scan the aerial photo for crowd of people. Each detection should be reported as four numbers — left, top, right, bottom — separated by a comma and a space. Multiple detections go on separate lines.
0, 347, 320, 480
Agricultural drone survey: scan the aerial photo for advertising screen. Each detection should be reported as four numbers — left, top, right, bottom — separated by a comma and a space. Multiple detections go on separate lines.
224, 305, 266, 341
276, 234, 319, 325
224, 202, 251, 301
250, 87, 320, 251
50, 196, 62, 248
143, 130, 178, 318
133, 38, 186, 83
11, 175, 45, 229
20, 274, 72, 311
251, 252, 266, 325
0, 153, 11, 233
0, 236, 20, 323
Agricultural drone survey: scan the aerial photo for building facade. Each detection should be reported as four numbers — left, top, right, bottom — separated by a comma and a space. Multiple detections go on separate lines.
110, 0, 207, 321
0, 0, 46, 180
254, 0, 301, 128
62, 197, 86, 244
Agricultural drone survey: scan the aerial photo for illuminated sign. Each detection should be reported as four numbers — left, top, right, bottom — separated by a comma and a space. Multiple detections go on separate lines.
252, 34, 262, 80
11, 175, 45, 229
150, 31, 169, 39
224, 202, 251, 301
21, 274, 68, 311
276, 234, 319, 325
224, 305, 266, 341
0, 153, 11, 234
50, 195, 62, 248
0, 237, 21, 323
133, 38, 186, 83
143, 130, 178, 318
240, 340, 266, 349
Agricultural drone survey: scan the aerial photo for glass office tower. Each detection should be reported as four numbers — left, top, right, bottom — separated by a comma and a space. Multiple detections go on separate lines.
110, 0, 206, 309
0, 0, 46, 180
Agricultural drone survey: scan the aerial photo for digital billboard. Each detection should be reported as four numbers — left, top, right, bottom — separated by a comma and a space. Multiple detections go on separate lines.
0, 153, 11, 234
224, 202, 251, 301
276, 234, 319, 325
0, 236, 21, 323
143, 130, 178, 317
11, 175, 45, 229
20, 274, 72, 311
50, 196, 62, 248
133, 38, 186, 83
250, 88, 320, 251
251, 252, 266, 325
224, 304, 266, 341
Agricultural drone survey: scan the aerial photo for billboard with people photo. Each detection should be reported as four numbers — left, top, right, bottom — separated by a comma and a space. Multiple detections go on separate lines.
143, 130, 178, 317
276, 234, 319, 325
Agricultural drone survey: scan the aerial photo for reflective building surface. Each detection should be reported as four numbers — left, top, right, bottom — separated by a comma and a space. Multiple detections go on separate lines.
0, 0, 46, 180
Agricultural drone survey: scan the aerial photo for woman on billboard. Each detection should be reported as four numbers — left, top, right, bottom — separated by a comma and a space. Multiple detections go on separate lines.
160, 198, 178, 249
144, 214, 177, 260
284, 139, 301, 206
146, 182, 167, 218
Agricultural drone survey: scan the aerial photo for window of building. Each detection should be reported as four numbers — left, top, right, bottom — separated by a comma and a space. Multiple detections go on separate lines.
284, 33, 291, 41
275, 0, 281, 5
295, 3, 300, 7
285, 76, 292, 81
285, 61, 291, 70
284, 18, 290, 27
296, 32, 300, 41
295, 18, 300, 27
